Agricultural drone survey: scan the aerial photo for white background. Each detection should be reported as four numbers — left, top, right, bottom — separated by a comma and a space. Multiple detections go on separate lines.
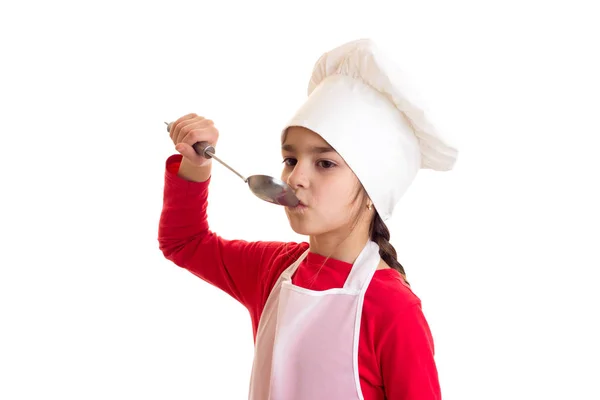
1, 0, 599, 399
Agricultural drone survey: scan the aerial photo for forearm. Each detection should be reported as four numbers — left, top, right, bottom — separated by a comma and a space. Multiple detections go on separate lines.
177, 157, 212, 182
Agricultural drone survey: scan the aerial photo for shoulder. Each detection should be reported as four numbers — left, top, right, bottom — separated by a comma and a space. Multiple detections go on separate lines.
363, 270, 436, 358
362, 270, 434, 348
261, 241, 309, 275
258, 240, 309, 297
226, 239, 308, 267
365, 269, 422, 317
225, 239, 308, 285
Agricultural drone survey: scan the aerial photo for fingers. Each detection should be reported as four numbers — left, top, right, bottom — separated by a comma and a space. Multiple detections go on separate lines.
168, 113, 219, 167
175, 118, 215, 145
179, 122, 218, 148
174, 142, 198, 161
169, 113, 202, 141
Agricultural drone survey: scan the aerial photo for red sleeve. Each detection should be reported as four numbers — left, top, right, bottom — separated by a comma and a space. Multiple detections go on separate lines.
378, 302, 441, 399
157, 154, 287, 317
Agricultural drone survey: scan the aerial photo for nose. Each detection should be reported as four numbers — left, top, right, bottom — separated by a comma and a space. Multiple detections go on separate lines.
285, 162, 309, 190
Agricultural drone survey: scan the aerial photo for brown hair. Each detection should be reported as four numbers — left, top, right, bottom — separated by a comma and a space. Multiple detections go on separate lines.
369, 210, 409, 286
353, 186, 410, 286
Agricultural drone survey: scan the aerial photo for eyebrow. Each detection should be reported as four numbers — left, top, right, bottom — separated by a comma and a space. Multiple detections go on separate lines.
281, 144, 335, 154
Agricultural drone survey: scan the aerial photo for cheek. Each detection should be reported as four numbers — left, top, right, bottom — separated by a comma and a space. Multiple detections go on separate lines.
314, 177, 356, 210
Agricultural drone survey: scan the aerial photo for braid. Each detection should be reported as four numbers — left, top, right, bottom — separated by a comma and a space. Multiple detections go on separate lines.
369, 212, 410, 286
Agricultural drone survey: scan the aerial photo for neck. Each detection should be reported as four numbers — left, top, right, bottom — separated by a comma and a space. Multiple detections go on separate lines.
309, 225, 370, 264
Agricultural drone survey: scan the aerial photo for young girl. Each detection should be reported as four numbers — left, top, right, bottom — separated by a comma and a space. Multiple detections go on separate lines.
159, 39, 457, 400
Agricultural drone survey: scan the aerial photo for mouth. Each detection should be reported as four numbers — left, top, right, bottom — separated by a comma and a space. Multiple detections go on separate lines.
287, 200, 308, 211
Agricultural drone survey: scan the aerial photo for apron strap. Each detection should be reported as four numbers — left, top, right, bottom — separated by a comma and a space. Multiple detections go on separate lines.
280, 247, 310, 281
343, 240, 380, 292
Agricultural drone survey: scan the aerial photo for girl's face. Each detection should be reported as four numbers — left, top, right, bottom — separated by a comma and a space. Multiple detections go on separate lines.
281, 126, 364, 237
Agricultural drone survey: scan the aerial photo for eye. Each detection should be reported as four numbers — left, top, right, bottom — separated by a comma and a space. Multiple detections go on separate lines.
282, 157, 297, 166
317, 160, 337, 169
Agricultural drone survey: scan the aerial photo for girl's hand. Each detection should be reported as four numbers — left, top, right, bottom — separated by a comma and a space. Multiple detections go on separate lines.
169, 113, 219, 167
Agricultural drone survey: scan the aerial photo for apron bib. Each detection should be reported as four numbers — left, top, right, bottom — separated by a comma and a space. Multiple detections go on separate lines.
248, 240, 381, 400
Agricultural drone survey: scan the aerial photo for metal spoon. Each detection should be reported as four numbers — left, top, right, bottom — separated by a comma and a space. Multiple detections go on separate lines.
165, 122, 300, 207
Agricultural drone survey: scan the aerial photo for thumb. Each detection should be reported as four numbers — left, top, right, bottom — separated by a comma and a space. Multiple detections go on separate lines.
175, 143, 200, 163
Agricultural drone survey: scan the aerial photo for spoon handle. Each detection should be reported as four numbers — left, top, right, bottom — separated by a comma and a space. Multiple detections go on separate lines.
192, 141, 215, 159
193, 142, 247, 182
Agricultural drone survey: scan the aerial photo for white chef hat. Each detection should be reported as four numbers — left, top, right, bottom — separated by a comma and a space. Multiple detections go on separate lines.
281, 38, 458, 221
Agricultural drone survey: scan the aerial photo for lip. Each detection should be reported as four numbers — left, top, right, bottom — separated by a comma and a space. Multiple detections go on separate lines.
287, 201, 308, 211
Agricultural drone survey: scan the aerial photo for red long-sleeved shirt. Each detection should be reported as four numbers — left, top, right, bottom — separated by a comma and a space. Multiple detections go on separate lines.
158, 154, 441, 399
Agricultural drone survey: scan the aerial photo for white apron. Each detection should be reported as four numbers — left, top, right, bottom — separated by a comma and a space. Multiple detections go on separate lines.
248, 240, 381, 400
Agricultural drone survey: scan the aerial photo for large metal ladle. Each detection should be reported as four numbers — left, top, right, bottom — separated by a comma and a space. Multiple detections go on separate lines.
166, 122, 300, 207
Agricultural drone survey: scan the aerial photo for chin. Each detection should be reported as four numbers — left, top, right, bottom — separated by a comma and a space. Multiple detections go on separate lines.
286, 218, 311, 236
285, 211, 318, 236
286, 215, 334, 237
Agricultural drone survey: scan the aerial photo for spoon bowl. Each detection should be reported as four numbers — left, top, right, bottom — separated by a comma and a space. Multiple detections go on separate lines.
247, 175, 301, 206
166, 121, 300, 208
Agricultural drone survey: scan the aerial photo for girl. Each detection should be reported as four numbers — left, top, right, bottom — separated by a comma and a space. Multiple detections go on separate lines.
159, 39, 457, 399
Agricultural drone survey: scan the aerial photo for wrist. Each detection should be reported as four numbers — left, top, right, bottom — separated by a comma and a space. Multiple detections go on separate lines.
178, 157, 212, 182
